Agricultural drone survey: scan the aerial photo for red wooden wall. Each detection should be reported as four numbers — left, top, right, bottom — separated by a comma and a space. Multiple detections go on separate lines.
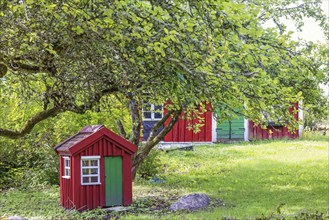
164, 103, 212, 142
248, 103, 299, 140
60, 137, 133, 211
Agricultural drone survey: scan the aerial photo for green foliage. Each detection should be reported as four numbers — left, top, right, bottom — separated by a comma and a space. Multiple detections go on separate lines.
0, 126, 60, 189
0, 91, 131, 189
0, 0, 328, 179
1, 0, 328, 135
301, 130, 329, 142
137, 149, 164, 180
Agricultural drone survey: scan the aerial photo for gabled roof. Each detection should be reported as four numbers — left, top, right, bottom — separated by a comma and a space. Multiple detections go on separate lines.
54, 125, 138, 156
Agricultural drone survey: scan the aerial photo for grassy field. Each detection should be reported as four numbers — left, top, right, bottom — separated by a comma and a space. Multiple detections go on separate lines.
0, 140, 328, 219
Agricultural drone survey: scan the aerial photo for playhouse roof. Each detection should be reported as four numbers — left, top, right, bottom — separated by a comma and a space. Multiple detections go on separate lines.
54, 125, 138, 156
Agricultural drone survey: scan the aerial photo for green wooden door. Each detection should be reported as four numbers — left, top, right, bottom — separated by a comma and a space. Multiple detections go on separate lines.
217, 114, 245, 140
105, 157, 123, 206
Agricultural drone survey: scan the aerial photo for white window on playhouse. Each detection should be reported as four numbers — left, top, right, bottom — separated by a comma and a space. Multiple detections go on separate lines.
63, 157, 70, 179
81, 156, 100, 185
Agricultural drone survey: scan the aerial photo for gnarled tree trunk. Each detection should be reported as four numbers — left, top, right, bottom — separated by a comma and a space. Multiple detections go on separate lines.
131, 109, 182, 179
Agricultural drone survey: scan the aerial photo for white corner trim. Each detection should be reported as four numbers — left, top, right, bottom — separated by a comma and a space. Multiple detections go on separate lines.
244, 118, 249, 141
212, 113, 217, 143
298, 101, 304, 137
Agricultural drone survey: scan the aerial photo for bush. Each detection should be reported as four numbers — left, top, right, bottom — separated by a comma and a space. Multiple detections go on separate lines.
137, 149, 164, 180
301, 129, 329, 142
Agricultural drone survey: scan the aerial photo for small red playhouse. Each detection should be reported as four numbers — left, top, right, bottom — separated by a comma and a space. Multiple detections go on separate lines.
54, 125, 138, 211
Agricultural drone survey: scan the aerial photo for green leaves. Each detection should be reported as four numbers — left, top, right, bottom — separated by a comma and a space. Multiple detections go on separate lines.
72, 26, 84, 35
0, 0, 328, 140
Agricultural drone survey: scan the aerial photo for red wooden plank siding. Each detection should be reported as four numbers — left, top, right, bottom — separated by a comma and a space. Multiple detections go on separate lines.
80, 150, 86, 209
185, 118, 193, 142
72, 156, 80, 210
178, 112, 185, 142
272, 127, 277, 139
205, 108, 212, 142
164, 103, 212, 142
173, 117, 180, 142
248, 102, 299, 140
122, 152, 133, 205
163, 107, 173, 141
256, 125, 262, 139
277, 127, 283, 138
59, 157, 64, 206
268, 127, 273, 139
192, 115, 199, 141
99, 139, 105, 208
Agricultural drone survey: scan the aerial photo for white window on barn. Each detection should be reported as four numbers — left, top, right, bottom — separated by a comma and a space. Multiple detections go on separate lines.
143, 104, 163, 121
62, 157, 70, 179
81, 156, 100, 185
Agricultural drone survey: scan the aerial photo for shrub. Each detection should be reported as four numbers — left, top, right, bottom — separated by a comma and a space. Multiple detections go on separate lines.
137, 149, 164, 180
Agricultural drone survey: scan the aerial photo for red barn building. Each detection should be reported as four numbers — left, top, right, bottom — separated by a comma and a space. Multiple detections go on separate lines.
54, 125, 138, 211
142, 102, 302, 145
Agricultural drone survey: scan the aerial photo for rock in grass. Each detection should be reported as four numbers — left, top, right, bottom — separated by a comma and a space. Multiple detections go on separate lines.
7, 216, 28, 220
169, 193, 210, 211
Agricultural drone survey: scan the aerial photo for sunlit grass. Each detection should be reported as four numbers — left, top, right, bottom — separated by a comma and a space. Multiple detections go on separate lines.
129, 140, 329, 219
0, 140, 328, 219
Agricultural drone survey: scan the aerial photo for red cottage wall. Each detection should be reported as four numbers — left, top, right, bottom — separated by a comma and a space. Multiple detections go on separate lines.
164, 103, 212, 142
248, 103, 299, 140
61, 137, 134, 211
59, 156, 75, 209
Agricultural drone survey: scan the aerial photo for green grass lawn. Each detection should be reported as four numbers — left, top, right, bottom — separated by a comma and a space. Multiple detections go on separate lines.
0, 140, 328, 219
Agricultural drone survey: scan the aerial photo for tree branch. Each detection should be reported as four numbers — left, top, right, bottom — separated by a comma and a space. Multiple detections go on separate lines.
116, 120, 127, 138
0, 107, 61, 139
132, 109, 182, 178
147, 109, 175, 142
128, 94, 142, 146
0, 86, 119, 139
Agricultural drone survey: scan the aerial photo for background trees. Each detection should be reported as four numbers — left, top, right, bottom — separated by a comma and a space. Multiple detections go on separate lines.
0, 0, 328, 181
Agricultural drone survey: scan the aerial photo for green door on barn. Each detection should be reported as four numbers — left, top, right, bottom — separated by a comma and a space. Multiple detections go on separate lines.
105, 157, 123, 206
216, 114, 245, 140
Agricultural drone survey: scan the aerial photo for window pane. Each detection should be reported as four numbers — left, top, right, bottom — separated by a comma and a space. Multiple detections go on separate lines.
82, 168, 98, 175
82, 176, 99, 183
82, 177, 89, 183
154, 112, 162, 119
64, 159, 70, 167
65, 169, 70, 176
90, 176, 98, 183
154, 105, 162, 111
90, 160, 98, 166
143, 111, 151, 119
82, 160, 89, 167
82, 159, 98, 167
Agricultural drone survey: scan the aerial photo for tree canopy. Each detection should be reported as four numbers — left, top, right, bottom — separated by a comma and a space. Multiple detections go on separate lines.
1, 0, 328, 176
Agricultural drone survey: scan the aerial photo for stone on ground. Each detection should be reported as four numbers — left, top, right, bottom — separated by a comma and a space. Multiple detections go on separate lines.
169, 193, 210, 211
7, 216, 27, 220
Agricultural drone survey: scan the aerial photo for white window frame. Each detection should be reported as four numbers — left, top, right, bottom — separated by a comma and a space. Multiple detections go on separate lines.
81, 156, 101, 185
62, 156, 71, 179
142, 104, 163, 121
